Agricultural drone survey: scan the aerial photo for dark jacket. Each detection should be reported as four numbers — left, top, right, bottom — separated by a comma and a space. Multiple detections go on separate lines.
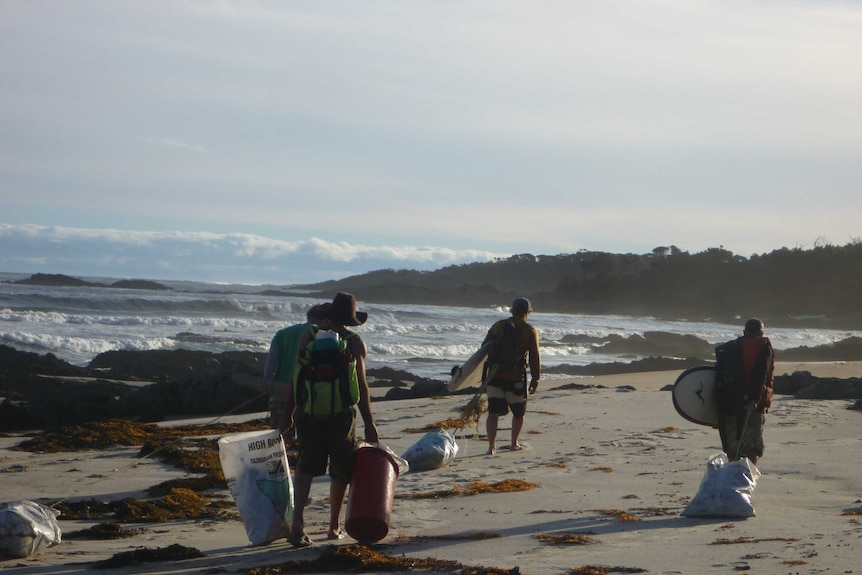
714, 336, 775, 414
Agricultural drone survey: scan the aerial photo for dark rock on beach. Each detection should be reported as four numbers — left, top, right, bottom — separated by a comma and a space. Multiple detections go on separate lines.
774, 370, 862, 400
4, 340, 862, 431
0, 346, 267, 432
774, 336, 862, 362
544, 356, 704, 376
382, 378, 450, 400
87, 349, 264, 382
561, 331, 715, 360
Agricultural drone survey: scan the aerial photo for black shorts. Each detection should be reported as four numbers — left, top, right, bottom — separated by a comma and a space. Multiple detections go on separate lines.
295, 409, 357, 483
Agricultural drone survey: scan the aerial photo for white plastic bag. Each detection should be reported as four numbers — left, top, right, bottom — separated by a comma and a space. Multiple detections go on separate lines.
401, 428, 459, 472
358, 442, 410, 476
0, 500, 62, 558
218, 429, 294, 545
682, 452, 760, 518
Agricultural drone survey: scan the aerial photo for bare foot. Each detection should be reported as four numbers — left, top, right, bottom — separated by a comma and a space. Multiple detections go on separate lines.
485, 446, 496, 455
327, 528, 346, 540
509, 444, 525, 451
287, 529, 313, 548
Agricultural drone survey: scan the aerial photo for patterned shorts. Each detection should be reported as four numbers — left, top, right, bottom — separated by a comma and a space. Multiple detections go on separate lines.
486, 380, 527, 417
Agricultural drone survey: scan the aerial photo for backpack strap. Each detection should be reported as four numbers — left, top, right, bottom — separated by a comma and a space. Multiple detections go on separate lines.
337, 331, 358, 413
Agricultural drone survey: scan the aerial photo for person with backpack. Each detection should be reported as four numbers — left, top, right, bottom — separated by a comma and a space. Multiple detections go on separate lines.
284, 292, 380, 547
262, 304, 328, 433
482, 297, 541, 455
714, 318, 775, 465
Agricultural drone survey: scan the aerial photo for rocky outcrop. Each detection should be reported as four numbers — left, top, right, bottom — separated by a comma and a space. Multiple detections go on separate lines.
774, 370, 862, 400
544, 356, 703, 376
4, 343, 862, 432
0, 347, 266, 431
9, 273, 171, 290
561, 332, 715, 360
776, 337, 862, 362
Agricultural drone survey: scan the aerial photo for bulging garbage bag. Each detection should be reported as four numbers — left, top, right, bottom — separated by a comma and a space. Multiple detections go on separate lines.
682, 452, 760, 518
0, 500, 62, 558
401, 428, 458, 472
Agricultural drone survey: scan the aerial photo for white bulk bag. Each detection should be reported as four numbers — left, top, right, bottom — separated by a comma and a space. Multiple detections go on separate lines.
218, 429, 293, 545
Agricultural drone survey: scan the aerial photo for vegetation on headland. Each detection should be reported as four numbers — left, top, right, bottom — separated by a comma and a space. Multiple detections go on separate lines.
7, 241, 862, 328
295, 241, 862, 329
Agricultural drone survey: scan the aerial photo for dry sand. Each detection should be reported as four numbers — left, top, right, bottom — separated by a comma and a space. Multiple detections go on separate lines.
2, 361, 861, 574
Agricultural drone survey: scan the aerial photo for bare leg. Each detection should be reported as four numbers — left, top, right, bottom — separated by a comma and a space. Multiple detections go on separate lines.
290, 472, 313, 542
510, 416, 524, 450
486, 413, 499, 454
328, 479, 348, 538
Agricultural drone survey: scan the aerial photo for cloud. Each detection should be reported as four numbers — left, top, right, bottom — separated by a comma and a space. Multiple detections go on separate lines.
143, 137, 208, 153
0, 224, 505, 284
2, 1, 861, 270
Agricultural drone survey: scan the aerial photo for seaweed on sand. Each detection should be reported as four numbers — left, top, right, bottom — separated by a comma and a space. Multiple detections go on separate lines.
92, 543, 204, 569
243, 544, 513, 574
395, 532, 501, 542
536, 533, 596, 545
14, 419, 265, 452
401, 479, 539, 500
570, 567, 646, 574
403, 394, 487, 435
596, 509, 640, 522
51, 487, 235, 522
710, 536, 799, 545
21, 419, 273, 506
64, 522, 145, 539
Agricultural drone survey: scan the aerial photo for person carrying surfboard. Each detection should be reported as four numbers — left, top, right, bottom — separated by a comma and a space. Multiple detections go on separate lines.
482, 297, 541, 455
714, 318, 775, 465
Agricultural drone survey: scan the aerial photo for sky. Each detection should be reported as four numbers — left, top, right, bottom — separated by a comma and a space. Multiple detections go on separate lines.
2, 1, 861, 285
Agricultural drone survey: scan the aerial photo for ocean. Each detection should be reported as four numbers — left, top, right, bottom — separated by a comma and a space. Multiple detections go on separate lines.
1, 273, 859, 381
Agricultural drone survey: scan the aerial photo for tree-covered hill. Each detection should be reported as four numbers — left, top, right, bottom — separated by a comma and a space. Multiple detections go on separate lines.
296, 242, 862, 329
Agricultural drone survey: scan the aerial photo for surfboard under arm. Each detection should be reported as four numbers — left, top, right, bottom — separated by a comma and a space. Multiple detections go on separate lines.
672, 365, 720, 428
448, 341, 492, 391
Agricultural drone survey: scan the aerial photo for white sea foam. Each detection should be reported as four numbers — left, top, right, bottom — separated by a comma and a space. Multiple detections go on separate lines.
2, 279, 861, 379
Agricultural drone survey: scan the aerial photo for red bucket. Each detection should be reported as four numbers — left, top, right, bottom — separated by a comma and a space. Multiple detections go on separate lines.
345, 446, 400, 543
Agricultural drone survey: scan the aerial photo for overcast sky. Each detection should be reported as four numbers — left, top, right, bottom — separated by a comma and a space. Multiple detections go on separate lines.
2, 1, 861, 285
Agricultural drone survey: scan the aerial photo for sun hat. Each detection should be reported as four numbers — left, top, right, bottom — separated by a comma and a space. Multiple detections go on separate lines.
510, 297, 533, 315
322, 292, 368, 326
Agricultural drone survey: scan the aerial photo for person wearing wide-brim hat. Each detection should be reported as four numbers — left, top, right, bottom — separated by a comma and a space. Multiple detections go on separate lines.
286, 292, 379, 547
317, 291, 368, 326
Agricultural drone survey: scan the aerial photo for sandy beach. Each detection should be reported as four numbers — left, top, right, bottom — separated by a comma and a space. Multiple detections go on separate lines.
2, 361, 861, 574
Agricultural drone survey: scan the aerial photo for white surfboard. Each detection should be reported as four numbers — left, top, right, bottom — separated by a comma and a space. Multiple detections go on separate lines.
672, 365, 719, 428
448, 341, 492, 391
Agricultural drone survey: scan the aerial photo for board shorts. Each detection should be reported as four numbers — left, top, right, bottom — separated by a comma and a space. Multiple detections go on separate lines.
717, 410, 765, 461
486, 379, 527, 418
296, 408, 357, 484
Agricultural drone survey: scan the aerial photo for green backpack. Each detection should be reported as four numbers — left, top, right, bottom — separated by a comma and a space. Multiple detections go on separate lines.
295, 330, 360, 418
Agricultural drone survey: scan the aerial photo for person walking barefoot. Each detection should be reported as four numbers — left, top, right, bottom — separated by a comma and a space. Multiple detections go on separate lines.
482, 297, 541, 455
